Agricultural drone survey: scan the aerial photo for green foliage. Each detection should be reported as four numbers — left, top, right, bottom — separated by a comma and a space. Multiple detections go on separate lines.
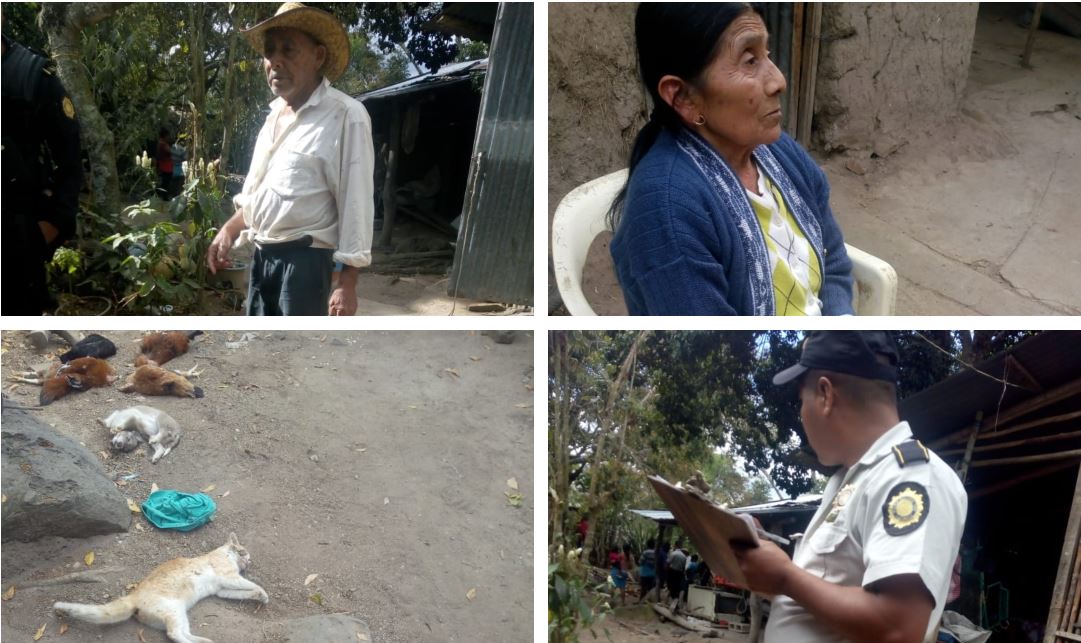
46, 246, 85, 293
95, 172, 222, 314
548, 548, 610, 643
358, 3, 460, 72
455, 39, 489, 62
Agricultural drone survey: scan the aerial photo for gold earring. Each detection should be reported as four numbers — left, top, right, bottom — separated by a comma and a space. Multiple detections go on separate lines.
694, 114, 706, 126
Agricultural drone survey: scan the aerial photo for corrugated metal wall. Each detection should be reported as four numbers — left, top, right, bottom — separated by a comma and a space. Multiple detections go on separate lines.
448, 2, 534, 306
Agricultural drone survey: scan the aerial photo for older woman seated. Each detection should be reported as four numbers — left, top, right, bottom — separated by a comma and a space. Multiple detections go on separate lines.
610, 3, 854, 316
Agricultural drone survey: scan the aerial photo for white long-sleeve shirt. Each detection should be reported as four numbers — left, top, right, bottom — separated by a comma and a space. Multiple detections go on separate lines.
234, 78, 374, 268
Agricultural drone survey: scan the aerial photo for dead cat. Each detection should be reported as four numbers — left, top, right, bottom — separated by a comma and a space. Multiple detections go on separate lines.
53, 533, 268, 643
100, 405, 182, 464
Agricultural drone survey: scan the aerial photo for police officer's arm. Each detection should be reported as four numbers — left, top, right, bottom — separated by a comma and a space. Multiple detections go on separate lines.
38, 72, 81, 244
734, 541, 933, 643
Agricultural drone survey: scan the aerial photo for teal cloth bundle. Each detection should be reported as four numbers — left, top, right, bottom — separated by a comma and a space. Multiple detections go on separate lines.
141, 490, 216, 531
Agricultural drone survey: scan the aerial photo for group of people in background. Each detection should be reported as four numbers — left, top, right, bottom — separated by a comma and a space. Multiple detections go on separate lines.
608, 538, 709, 606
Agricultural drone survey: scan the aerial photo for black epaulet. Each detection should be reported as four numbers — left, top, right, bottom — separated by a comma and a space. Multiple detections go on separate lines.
892, 440, 930, 467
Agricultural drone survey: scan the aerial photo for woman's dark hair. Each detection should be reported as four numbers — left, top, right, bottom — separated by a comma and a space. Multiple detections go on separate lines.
607, 3, 765, 230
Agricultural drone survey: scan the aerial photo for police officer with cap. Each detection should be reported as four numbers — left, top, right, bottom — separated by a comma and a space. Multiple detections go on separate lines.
2, 31, 82, 315
733, 331, 967, 643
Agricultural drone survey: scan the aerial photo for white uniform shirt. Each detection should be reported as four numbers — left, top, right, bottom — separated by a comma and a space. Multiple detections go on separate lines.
765, 421, 967, 643
234, 77, 374, 268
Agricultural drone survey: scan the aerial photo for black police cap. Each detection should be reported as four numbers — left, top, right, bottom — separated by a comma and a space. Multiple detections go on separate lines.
772, 331, 899, 386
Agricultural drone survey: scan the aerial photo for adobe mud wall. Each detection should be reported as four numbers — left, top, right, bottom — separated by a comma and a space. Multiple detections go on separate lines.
548, 3, 645, 209
815, 3, 980, 155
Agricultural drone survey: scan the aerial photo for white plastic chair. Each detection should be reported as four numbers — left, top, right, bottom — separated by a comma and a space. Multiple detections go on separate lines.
551, 169, 897, 316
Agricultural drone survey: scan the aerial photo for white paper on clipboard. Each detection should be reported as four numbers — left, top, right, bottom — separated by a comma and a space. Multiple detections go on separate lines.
647, 474, 761, 589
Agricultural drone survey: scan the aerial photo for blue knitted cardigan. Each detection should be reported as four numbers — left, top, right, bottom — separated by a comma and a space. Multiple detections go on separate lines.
610, 127, 854, 316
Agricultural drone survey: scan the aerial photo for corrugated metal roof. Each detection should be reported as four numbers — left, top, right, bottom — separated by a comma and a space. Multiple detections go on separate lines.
448, 2, 534, 305
900, 331, 1081, 443
356, 59, 488, 102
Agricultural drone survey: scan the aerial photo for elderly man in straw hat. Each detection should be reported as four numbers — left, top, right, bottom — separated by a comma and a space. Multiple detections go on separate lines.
207, 2, 373, 316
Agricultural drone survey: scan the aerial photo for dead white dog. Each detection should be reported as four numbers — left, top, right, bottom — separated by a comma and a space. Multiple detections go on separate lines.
100, 406, 181, 464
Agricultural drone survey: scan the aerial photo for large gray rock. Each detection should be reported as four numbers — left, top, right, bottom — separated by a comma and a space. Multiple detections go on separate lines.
282, 615, 373, 643
1, 404, 131, 542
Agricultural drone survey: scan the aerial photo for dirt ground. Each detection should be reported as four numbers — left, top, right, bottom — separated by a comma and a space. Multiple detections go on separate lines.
0, 330, 533, 642
559, 5, 1081, 316
594, 604, 752, 643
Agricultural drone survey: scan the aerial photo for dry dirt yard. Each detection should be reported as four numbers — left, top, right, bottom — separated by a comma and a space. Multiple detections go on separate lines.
0, 330, 534, 642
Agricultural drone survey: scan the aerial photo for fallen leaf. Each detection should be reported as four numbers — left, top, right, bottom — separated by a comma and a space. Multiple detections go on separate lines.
126, 583, 138, 591
138, 627, 146, 642
1, 585, 14, 600
443, 368, 460, 378
507, 477, 518, 490
310, 593, 323, 606
98, 450, 111, 460
84, 551, 95, 567
135, 522, 145, 532
59, 622, 69, 635
304, 573, 318, 586
466, 587, 477, 601
469, 356, 481, 362
505, 492, 524, 508
221, 490, 230, 498
383, 497, 390, 505
354, 448, 367, 453
127, 498, 141, 513
357, 632, 370, 641
201, 484, 216, 493
515, 403, 532, 409
34, 623, 46, 640
150, 483, 159, 494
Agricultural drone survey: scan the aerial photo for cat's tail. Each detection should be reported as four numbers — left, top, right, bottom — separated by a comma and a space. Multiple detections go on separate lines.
53, 596, 135, 624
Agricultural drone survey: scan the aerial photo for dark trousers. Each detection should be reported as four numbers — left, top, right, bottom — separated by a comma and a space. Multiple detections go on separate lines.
247, 237, 334, 316
2, 216, 51, 315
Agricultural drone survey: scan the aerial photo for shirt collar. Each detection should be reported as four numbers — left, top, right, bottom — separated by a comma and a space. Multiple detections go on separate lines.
269, 77, 331, 113
854, 420, 915, 469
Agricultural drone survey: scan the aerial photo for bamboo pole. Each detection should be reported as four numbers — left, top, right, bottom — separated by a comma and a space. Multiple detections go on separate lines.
968, 450, 1081, 469
930, 379, 1081, 449
941, 428, 1081, 457
1043, 465, 1081, 643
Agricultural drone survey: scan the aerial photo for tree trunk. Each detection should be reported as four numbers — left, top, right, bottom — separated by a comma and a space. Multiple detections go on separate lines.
217, 7, 242, 175
187, 4, 208, 166
549, 330, 572, 553
39, 2, 126, 214
581, 331, 651, 563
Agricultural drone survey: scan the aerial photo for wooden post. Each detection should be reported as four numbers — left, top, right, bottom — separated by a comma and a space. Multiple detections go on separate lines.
1044, 465, 1081, 643
796, 3, 822, 148
1022, 2, 1044, 69
787, 3, 805, 135
958, 412, 983, 484
377, 106, 402, 249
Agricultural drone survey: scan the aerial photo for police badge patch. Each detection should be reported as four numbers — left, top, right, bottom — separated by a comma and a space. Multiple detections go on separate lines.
882, 482, 929, 536
62, 96, 76, 119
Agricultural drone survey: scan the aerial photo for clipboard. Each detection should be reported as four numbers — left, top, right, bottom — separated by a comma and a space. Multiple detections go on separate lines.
648, 475, 764, 589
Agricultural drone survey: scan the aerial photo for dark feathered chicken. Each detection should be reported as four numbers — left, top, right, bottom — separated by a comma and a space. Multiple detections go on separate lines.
134, 331, 203, 367
59, 334, 118, 362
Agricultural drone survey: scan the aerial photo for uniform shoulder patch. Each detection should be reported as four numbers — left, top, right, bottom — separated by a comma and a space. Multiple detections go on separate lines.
62, 96, 76, 119
882, 481, 929, 536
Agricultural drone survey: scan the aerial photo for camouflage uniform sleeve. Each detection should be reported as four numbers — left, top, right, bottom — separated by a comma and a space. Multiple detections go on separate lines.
37, 70, 82, 243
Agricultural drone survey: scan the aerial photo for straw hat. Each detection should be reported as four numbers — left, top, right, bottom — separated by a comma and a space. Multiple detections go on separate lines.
242, 2, 350, 82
